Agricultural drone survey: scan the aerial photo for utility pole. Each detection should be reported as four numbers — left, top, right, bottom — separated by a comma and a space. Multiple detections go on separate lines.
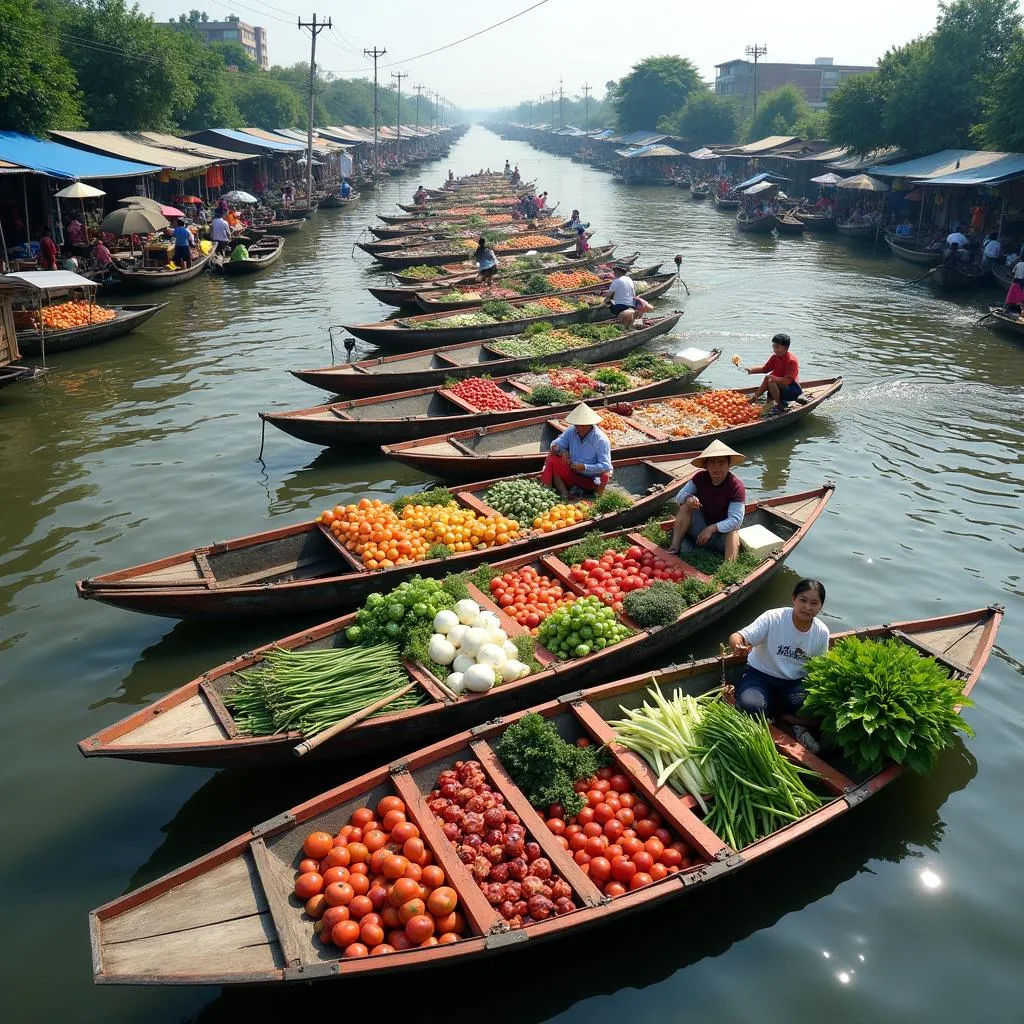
364, 45, 386, 177
559, 78, 564, 129
414, 84, 424, 131
549, 90, 555, 126
435, 91, 441, 129
298, 13, 331, 202
526, 100, 533, 126
582, 83, 591, 132
745, 43, 768, 121
392, 71, 407, 159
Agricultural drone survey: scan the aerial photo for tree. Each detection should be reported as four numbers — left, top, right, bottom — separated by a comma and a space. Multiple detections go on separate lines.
977, 32, 1024, 148
747, 84, 811, 141
173, 33, 240, 130
0, 0, 83, 132
228, 75, 301, 129
827, 73, 885, 153
613, 55, 702, 132
210, 41, 256, 70
659, 91, 739, 143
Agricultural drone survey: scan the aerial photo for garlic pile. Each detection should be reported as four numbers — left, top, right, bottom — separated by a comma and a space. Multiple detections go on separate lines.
427, 599, 531, 694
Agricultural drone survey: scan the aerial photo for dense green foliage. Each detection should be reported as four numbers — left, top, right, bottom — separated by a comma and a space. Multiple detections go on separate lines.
622, 580, 684, 626
658, 91, 740, 143
613, 56, 703, 132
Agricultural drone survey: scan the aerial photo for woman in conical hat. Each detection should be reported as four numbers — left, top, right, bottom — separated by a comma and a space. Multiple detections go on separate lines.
539, 403, 612, 498
667, 440, 746, 561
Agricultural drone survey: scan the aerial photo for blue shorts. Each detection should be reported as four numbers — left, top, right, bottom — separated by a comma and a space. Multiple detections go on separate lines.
735, 665, 807, 718
779, 382, 802, 403
610, 302, 635, 314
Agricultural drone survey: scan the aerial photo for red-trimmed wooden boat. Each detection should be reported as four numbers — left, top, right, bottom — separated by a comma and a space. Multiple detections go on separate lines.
211, 235, 285, 276
87, 604, 998, 984
77, 483, 833, 766
372, 238, 575, 271
368, 218, 568, 241
110, 248, 214, 291
384, 378, 843, 481
14, 303, 166, 357
290, 313, 683, 396
983, 307, 1024, 338
360, 229, 591, 259
414, 267, 666, 314
75, 452, 701, 621
736, 212, 778, 234
345, 275, 679, 350
260, 352, 719, 448
926, 262, 989, 293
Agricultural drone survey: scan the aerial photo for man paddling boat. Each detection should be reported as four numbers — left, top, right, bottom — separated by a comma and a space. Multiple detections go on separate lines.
540, 403, 612, 497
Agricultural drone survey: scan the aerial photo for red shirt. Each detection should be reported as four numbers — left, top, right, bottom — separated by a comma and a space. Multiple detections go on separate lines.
765, 351, 799, 384
693, 470, 746, 525
40, 236, 59, 268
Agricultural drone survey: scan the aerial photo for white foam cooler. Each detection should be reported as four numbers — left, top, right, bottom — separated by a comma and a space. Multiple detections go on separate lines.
737, 523, 784, 559
672, 346, 711, 370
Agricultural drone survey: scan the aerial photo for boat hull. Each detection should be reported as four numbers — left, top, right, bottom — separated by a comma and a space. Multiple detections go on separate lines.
211, 236, 285, 276
985, 307, 1024, 337
836, 222, 878, 240
372, 239, 574, 270
794, 213, 836, 232
111, 250, 214, 290
15, 303, 166, 356
927, 264, 989, 292
884, 236, 942, 266
736, 214, 778, 233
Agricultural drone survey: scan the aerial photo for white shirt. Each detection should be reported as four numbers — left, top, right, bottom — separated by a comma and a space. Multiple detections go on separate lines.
606, 275, 636, 306
946, 231, 968, 247
211, 217, 231, 242
983, 239, 1002, 258
1015, 261, 1024, 281
740, 607, 829, 680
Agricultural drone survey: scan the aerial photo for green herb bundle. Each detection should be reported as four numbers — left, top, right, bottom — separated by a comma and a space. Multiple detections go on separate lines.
589, 487, 634, 515
801, 637, 975, 775
391, 487, 454, 514
622, 580, 685, 627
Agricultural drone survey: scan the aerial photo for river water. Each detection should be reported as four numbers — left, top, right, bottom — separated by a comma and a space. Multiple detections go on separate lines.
1, 125, 1021, 1023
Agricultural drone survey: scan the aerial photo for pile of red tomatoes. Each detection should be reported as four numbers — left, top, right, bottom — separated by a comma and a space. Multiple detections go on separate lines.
489, 565, 574, 628
428, 758, 576, 928
544, 764, 700, 898
293, 795, 467, 958
448, 377, 522, 412
568, 545, 687, 610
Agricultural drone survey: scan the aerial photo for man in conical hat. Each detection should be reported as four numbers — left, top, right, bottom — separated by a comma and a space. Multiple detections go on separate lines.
539, 403, 613, 498
667, 439, 746, 561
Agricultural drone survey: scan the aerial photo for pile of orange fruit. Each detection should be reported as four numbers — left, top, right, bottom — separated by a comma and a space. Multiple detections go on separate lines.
534, 502, 591, 532
496, 234, 560, 251
482, 214, 514, 224
318, 498, 520, 569
693, 390, 764, 426
534, 296, 574, 312
546, 270, 601, 291
31, 301, 116, 330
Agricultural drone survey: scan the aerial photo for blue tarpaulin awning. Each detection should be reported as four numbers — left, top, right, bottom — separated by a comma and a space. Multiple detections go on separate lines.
187, 129, 305, 154
0, 132, 159, 180
735, 171, 790, 190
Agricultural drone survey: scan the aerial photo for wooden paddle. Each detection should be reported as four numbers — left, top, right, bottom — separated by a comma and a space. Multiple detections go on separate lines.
293, 682, 415, 758
900, 266, 940, 289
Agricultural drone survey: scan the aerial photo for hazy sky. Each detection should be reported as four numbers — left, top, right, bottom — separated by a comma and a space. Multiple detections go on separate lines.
142, 0, 948, 109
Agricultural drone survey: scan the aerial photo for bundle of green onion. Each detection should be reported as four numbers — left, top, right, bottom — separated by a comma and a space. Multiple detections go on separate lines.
225, 643, 422, 737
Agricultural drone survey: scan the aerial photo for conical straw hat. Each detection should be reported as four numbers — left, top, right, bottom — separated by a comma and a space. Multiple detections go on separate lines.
691, 439, 745, 468
565, 403, 602, 426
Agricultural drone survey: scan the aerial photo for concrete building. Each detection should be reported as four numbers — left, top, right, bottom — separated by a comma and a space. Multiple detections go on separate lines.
189, 16, 269, 70
714, 57, 874, 113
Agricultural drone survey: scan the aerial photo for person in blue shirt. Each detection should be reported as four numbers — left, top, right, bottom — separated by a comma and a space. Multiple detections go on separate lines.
540, 403, 613, 497
340, 179, 352, 199
171, 219, 193, 268
895, 220, 914, 237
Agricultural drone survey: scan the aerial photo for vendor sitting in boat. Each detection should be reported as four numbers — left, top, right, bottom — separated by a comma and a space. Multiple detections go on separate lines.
1003, 276, 1024, 314
575, 226, 590, 255
413, 184, 428, 204
746, 332, 803, 413
604, 264, 638, 326
340, 178, 352, 199
667, 440, 746, 561
540, 403, 612, 497
895, 219, 914, 237
728, 579, 830, 749
473, 237, 499, 283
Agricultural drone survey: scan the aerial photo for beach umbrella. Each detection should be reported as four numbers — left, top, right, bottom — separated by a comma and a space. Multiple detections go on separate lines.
810, 172, 844, 185
173, 194, 203, 205
837, 173, 889, 192
100, 206, 169, 255
55, 181, 107, 226
117, 195, 164, 212
221, 189, 259, 204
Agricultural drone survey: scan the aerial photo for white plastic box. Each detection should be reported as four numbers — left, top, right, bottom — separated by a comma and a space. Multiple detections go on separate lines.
737, 523, 784, 560
671, 347, 711, 370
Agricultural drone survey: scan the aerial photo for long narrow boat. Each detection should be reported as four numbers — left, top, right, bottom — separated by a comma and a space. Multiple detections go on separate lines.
369, 218, 568, 241
689, 185, 711, 200
835, 221, 878, 240
15, 303, 166, 357
736, 212, 778, 234
319, 193, 360, 209
372, 238, 575, 271
345, 275, 679, 350
774, 213, 806, 236
291, 312, 684, 396
211, 236, 285, 277
384, 378, 843, 481
110, 249, 214, 291
87, 604, 999, 984
990, 262, 1013, 290
359, 227, 589, 257
884, 236, 942, 267
926, 262, 989, 293
713, 194, 740, 210
793, 211, 836, 232
75, 452, 703, 621
252, 219, 304, 235
0, 364, 41, 390
276, 202, 318, 220
260, 352, 719, 448
984, 306, 1024, 338
77, 482, 833, 765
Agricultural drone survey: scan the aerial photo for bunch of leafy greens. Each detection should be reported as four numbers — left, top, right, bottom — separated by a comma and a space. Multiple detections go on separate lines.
481, 299, 517, 321
622, 580, 684, 627
391, 487, 454, 514
590, 487, 634, 515
497, 713, 604, 815
801, 637, 974, 775
621, 351, 690, 380
523, 320, 554, 337
560, 530, 629, 565
522, 272, 553, 294
524, 383, 574, 406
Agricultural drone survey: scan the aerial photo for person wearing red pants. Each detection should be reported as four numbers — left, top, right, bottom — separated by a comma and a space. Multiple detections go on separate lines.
539, 403, 613, 498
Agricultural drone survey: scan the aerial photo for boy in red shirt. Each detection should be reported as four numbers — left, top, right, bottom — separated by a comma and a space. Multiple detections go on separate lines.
747, 333, 803, 413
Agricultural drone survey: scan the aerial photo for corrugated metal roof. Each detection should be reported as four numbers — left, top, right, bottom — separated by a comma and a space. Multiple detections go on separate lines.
914, 151, 1024, 186
138, 131, 255, 162
0, 158, 28, 175
273, 128, 344, 154
616, 130, 666, 146
237, 128, 307, 151
733, 135, 800, 154
50, 130, 213, 172
0, 132, 159, 180
191, 129, 304, 153
824, 147, 901, 172
866, 148, 1024, 182
618, 143, 684, 159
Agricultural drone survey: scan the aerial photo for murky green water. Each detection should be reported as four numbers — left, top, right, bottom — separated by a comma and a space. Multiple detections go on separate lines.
1, 126, 1022, 1023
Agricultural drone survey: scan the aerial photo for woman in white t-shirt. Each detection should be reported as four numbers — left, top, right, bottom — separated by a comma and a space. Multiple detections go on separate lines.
728, 579, 829, 729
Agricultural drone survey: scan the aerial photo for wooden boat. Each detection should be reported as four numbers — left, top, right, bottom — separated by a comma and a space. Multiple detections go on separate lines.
926, 262, 989, 293
86, 604, 999, 985
360, 227, 588, 256
77, 482, 833, 766
110, 248, 214, 291
0, 364, 42, 390
689, 185, 710, 200
319, 193, 360, 209
75, 452, 703, 622
388, 244, 620, 285
369, 218, 567, 241
253, 219, 304, 235
884, 236, 942, 267
15, 303, 166, 357
291, 312, 683, 396
674, 178, 691, 189
211, 236, 285, 277
345, 275, 679, 350
835, 221, 878, 240
385, 378, 842, 481
260, 352, 720, 449
372, 238, 575, 271
276, 202, 318, 219
990, 262, 1013, 290
736, 212, 778, 234
983, 306, 1024, 338
774, 213, 806, 236
713, 194, 740, 210
793, 211, 836, 233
